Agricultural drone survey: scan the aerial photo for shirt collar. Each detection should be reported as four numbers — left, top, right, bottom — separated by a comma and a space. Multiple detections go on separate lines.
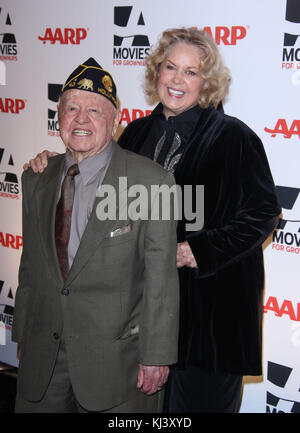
151, 103, 204, 142
151, 102, 202, 120
65, 140, 113, 186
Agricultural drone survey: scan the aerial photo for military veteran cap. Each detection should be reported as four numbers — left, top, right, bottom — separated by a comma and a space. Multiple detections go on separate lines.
61, 57, 117, 108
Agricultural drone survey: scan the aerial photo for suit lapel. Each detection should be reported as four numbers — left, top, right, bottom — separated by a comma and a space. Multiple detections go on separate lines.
65, 144, 129, 286
35, 154, 65, 286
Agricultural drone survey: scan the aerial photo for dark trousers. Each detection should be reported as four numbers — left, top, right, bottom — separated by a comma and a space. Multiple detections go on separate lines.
15, 339, 163, 413
165, 365, 242, 413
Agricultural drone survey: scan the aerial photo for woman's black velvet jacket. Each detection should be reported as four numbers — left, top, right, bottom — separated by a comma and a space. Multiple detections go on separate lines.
118, 103, 281, 376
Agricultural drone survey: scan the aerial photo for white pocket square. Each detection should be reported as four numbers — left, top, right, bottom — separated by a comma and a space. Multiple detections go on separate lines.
110, 224, 132, 238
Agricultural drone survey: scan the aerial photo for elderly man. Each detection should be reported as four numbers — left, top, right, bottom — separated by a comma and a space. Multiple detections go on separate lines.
12, 58, 179, 413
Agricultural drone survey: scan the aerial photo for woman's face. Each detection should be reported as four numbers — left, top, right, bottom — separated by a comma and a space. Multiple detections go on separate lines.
157, 42, 204, 119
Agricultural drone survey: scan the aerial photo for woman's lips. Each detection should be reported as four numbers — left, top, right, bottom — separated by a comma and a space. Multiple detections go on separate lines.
167, 87, 184, 97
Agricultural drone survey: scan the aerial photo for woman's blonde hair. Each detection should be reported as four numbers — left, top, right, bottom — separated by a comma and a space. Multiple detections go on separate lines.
144, 27, 231, 108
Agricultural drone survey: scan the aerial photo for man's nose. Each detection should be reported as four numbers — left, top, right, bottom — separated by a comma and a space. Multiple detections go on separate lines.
75, 109, 89, 123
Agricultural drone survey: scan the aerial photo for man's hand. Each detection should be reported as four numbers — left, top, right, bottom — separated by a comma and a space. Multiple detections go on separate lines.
137, 364, 169, 395
176, 241, 197, 268
23, 150, 58, 173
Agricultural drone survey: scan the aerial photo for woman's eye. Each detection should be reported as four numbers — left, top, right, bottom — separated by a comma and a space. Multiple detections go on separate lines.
186, 70, 196, 76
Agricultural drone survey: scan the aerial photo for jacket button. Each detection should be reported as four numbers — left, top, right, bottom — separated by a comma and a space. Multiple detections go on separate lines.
53, 332, 59, 340
61, 288, 69, 296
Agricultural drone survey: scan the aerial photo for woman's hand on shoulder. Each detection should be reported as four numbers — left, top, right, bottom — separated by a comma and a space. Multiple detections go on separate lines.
23, 150, 58, 173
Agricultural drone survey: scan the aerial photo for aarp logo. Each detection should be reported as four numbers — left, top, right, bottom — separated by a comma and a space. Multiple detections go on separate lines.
38, 27, 88, 45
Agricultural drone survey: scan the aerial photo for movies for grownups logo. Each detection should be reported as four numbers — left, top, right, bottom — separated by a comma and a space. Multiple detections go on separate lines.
48, 83, 62, 137
0, 8, 17, 61
271, 186, 300, 255
0, 148, 19, 199
266, 361, 300, 413
113, 6, 150, 67
0, 280, 14, 344
282, 0, 300, 82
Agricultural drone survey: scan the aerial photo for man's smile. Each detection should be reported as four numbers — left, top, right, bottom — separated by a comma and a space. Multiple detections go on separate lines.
72, 129, 92, 136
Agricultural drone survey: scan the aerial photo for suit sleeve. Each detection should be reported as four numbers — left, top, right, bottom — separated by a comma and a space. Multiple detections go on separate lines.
138, 171, 179, 365
11, 171, 32, 343
186, 124, 281, 278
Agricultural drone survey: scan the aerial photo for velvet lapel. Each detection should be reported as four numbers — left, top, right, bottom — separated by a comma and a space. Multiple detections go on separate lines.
119, 104, 225, 185
35, 154, 65, 286
65, 143, 128, 287
136, 105, 213, 180
173, 105, 225, 184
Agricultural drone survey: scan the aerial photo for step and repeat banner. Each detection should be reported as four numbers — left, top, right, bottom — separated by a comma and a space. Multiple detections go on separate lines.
0, 0, 299, 413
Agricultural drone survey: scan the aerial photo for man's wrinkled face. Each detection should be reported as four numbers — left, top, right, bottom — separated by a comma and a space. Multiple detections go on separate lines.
58, 89, 120, 161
